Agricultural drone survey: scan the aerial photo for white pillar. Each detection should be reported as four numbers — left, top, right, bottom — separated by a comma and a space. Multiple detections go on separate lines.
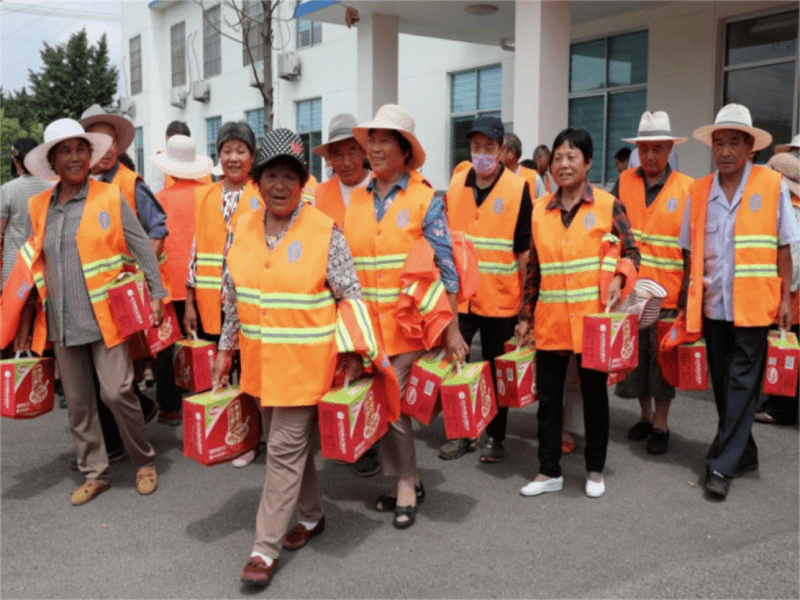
356, 12, 399, 121
513, 0, 571, 155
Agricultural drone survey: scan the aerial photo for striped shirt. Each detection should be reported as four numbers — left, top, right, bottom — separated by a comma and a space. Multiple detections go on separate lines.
42, 180, 167, 346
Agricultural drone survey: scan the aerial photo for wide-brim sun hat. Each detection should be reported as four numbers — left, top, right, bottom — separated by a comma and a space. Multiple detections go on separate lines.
775, 133, 800, 155
692, 103, 772, 151
352, 104, 426, 171
622, 111, 687, 144
148, 135, 213, 180
767, 152, 800, 197
78, 103, 135, 153
24, 118, 112, 181
313, 113, 360, 160
253, 127, 308, 174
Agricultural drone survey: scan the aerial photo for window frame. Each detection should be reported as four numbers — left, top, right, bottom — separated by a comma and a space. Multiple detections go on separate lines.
296, 0, 322, 51
129, 35, 142, 96
206, 116, 222, 165
134, 127, 144, 175
203, 4, 222, 79
296, 97, 322, 181
171, 21, 186, 88
243, 1, 264, 66
245, 107, 265, 148
449, 64, 503, 172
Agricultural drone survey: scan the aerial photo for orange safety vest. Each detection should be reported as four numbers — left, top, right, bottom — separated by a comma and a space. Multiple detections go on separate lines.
227, 203, 338, 406
193, 180, 263, 334
618, 168, 694, 309
686, 165, 782, 333
345, 177, 435, 356
452, 160, 471, 178
792, 193, 799, 326
532, 187, 616, 352
314, 176, 347, 230
447, 167, 525, 317
165, 172, 212, 189
518, 165, 539, 197
158, 179, 205, 301
25, 180, 136, 353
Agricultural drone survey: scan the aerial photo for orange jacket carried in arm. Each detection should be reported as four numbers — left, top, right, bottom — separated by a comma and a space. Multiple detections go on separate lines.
158, 179, 205, 301
685, 166, 782, 334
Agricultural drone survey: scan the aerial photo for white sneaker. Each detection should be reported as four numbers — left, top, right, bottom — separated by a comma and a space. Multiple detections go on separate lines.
232, 447, 259, 468
520, 476, 563, 496
585, 475, 605, 498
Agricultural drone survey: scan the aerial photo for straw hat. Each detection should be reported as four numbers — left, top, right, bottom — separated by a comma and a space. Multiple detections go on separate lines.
78, 104, 135, 152
352, 104, 426, 170
23, 118, 112, 181
692, 103, 772, 151
621, 111, 687, 144
147, 135, 213, 181
775, 133, 800, 155
313, 113, 360, 160
767, 153, 800, 197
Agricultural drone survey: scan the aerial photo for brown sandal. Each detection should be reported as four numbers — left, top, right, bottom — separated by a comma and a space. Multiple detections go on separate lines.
71, 480, 110, 506
136, 464, 158, 495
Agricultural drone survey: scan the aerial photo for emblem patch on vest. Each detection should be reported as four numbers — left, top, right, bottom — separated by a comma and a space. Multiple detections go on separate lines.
667, 197, 678, 213
397, 209, 410, 228
250, 196, 259, 211
98, 211, 111, 230
288, 241, 303, 263
17, 280, 31, 300
749, 194, 762, 213
583, 212, 595, 230
493, 197, 504, 214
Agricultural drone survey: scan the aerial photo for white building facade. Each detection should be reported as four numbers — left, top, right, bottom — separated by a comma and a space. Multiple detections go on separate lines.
122, 0, 798, 191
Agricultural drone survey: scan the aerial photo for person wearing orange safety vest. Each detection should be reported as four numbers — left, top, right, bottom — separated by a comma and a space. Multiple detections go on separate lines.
533, 144, 556, 193
678, 104, 799, 499
147, 135, 214, 427
438, 116, 533, 463
516, 128, 640, 500
11, 119, 166, 506
150, 121, 213, 194
211, 128, 398, 587
346, 105, 469, 529
500, 132, 546, 199
610, 111, 694, 456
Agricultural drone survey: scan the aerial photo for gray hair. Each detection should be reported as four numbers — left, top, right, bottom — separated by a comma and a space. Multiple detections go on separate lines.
503, 133, 522, 159
216, 121, 256, 155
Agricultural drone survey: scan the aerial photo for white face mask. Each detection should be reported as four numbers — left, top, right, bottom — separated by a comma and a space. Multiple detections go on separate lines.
471, 153, 499, 177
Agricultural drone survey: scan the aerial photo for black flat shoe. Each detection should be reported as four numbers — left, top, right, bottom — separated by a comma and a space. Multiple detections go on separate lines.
393, 504, 417, 529
375, 482, 425, 512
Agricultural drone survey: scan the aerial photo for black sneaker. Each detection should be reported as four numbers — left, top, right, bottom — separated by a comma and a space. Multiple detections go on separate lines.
705, 470, 730, 498
646, 429, 669, 454
479, 437, 505, 463
354, 452, 380, 477
627, 420, 652, 441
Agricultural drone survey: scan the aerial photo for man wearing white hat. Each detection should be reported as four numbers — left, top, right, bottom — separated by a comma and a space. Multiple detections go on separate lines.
679, 103, 800, 499
147, 135, 214, 426
612, 111, 694, 455
311, 113, 370, 230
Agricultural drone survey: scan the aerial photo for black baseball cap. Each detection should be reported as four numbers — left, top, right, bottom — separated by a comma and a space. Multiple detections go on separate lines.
467, 116, 504, 141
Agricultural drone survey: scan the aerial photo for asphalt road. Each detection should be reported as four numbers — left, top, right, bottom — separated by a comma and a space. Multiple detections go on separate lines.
2, 377, 798, 599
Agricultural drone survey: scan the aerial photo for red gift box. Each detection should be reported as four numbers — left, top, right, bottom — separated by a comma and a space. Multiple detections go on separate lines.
318, 377, 389, 463
495, 346, 537, 408
108, 272, 152, 338
129, 302, 182, 360
677, 340, 708, 390
503, 336, 520, 354
183, 387, 260, 465
174, 338, 217, 392
440, 361, 497, 439
582, 312, 639, 373
1, 352, 55, 419
402, 350, 455, 425
763, 331, 799, 396
655, 318, 679, 387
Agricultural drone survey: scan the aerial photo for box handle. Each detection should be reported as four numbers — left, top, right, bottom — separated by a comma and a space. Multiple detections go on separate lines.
14, 350, 33, 359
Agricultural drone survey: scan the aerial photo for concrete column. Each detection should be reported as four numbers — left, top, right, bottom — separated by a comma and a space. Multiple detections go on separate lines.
513, 0, 571, 154
356, 12, 399, 121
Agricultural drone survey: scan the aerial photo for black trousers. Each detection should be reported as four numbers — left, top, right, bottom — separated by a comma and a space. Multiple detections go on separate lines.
536, 351, 609, 478
458, 312, 518, 441
703, 318, 767, 478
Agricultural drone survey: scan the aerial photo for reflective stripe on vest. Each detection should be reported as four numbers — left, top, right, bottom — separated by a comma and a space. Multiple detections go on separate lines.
532, 188, 616, 352
619, 168, 693, 308
447, 167, 524, 317
686, 166, 782, 332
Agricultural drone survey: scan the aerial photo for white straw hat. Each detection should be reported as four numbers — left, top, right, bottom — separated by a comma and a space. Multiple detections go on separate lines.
313, 113, 361, 160
147, 135, 213, 181
79, 103, 136, 153
767, 153, 800, 197
23, 118, 112, 181
352, 104, 426, 170
621, 111, 687, 144
692, 103, 772, 151
775, 133, 800, 155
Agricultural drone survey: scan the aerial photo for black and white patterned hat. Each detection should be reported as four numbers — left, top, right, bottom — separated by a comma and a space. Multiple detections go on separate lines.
254, 127, 308, 173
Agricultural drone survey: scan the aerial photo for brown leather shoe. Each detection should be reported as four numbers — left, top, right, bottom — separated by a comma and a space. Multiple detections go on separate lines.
136, 464, 158, 496
71, 480, 110, 506
240, 556, 278, 586
282, 516, 325, 551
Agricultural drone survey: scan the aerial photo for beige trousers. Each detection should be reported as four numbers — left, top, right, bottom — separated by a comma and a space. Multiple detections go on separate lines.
379, 350, 424, 478
252, 405, 323, 559
54, 340, 156, 482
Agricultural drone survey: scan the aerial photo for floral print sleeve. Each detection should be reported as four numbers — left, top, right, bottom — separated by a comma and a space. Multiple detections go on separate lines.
422, 193, 459, 293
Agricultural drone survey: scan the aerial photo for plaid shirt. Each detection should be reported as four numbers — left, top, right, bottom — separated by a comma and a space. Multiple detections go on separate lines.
520, 183, 640, 321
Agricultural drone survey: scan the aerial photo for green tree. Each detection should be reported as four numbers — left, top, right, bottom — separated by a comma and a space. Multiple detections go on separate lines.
0, 107, 44, 184
28, 29, 118, 124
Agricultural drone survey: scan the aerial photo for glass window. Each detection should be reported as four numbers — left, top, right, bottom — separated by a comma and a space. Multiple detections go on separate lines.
171, 22, 186, 88
450, 65, 502, 171
297, 2, 322, 51
206, 116, 222, 165
134, 127, 144, 175
246, 108, 265, 148
296, 98, 322, 181
203, 4, 221, 78
723, 9, 798, 160
243, 0, 264, 66
607, 31, 648, 87
570, 39, 605, 92
130, 35, 142, 95
568, 96, 604, 182
606, 90, 647, 181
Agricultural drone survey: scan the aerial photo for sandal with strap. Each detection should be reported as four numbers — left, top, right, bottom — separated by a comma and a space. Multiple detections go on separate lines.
136, 464, 158, 496
374, 482, 425, 512
438, 437, 477, 460
393, 504, 417, 529
71, 480, 111, 506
